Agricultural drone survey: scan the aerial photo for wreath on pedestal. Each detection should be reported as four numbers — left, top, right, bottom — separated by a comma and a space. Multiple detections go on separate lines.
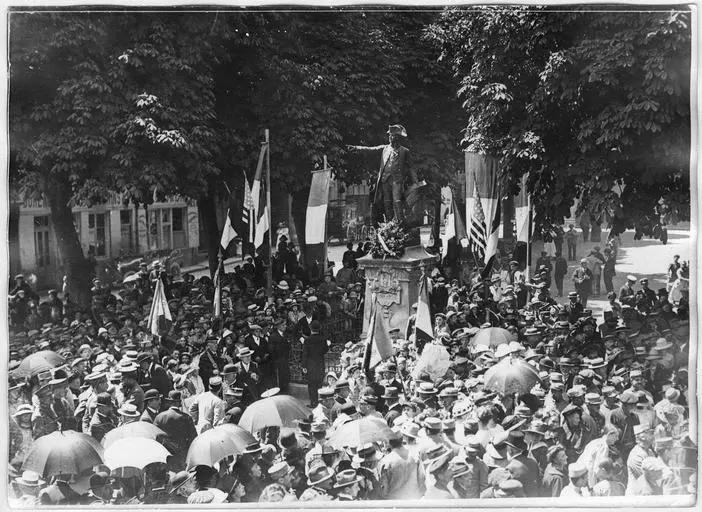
370, 218, 411, 259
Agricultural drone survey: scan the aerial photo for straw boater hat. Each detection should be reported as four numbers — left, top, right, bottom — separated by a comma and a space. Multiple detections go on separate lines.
16, 470, 45, 488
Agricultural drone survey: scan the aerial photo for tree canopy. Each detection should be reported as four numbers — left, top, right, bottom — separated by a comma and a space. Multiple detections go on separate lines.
427, 6, 691, 239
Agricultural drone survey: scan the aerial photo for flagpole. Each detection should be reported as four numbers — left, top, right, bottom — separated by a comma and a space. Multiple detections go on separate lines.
322, 155, 329, 278
265, 129, 273, 300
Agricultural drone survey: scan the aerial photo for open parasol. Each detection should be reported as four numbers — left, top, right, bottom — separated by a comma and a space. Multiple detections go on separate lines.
410, 343, 450, 381
104, 437, 170, 471
15, 350, 65, 378
22, 430, 104, 479
101, 422, 168, 449
483, 357, 540, 395
472, 327, 514, 348
185, 424, 256, 470
328, 416, 395, 449
238, 394, 310, 432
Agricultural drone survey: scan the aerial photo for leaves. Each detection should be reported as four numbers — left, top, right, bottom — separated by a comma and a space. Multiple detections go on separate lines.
428, 6, 691, 239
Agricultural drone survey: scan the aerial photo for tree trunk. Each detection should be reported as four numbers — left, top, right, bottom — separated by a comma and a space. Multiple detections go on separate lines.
44, 180, 91, 308
197, 189, 221, 278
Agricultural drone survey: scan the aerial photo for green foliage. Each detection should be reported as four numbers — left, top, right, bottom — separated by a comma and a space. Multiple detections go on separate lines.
428, 6, 691, 239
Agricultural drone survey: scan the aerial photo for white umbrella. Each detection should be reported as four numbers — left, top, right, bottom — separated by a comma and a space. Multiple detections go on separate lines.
103, 437, 170, 470
238, 394, 310, 432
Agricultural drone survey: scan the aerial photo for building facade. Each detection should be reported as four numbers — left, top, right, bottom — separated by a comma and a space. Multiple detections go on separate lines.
9, 194, 200, 289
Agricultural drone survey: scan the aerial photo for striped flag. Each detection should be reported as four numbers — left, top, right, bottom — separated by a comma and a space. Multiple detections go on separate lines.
220, 190, 238, 251
466, 153, 501, 265
469, 181, 488, 260
147, 278, 172, 337
242, 172, 254, 243
515, 173, 530, 242
414, 274, 433, 354
305, 167, 332, 274
362, 295, 394, 375
251, 144, 269, 249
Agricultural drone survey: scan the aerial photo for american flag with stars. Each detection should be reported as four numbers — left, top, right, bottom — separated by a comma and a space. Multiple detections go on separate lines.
470, 180, 487, 260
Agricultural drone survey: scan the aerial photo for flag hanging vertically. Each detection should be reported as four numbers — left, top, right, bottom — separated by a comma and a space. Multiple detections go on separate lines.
305, 163, 332, 276
515, 173, 530, 243
441, 188, 456, 258
465, 152, 501, 264
362, 295, 394, 374
220, 188, 238, 251
147, 279, 172, 337
251, 144, 269, 249
414, 275, 433, 354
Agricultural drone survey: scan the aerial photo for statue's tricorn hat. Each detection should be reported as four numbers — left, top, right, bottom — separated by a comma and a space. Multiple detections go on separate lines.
387, 124, 407, 137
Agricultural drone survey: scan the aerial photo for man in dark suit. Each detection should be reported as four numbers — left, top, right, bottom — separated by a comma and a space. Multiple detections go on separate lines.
245, 325, 273, 388
348, 124, 418, 223
199, 337, 223, 392
296, 302, 319, 339
233, 347, 261, 405
154, 390, 197, 468
136, 352, 172, 400
268, 317, 291, 393
140, 389, 161, 423
302, 320, 330, 407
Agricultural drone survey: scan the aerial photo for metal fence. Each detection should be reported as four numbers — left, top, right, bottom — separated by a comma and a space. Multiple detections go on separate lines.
288, 312, 364, 383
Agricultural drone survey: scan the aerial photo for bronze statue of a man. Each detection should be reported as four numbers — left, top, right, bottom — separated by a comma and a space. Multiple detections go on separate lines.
348, 124, 418, 224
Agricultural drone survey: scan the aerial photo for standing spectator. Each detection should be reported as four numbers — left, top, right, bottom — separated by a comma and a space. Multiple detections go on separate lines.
302, 321, 330, 408
553, 226, 565, 256
198, 337, 223, 392
553, 251, 568, 297
666, 255, 681, 293
269, 317, 291, 393
572, 259, 593, 307
564, 225, 578, 261
342, 242, 358, 270
189, 376, 226, 434
535, 251, 552, 290
579, 214, 590, 243
542, 445, 568, 497
602, 248, 616, 294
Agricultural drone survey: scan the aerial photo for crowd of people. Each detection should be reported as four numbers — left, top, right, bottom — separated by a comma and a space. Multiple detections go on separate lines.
6, 231, 696, 505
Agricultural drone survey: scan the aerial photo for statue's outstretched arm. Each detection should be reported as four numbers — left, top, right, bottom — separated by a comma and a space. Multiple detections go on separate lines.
346, 144, 385, 153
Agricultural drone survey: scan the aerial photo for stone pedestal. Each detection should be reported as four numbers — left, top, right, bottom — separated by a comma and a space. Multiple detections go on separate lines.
358, 245, 440, 338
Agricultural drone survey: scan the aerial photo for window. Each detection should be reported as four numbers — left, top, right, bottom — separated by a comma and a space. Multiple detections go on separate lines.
172, 207, 183, 232
88, 212, 108, 257
34, 216, 51, 267
172, 207, 187, 248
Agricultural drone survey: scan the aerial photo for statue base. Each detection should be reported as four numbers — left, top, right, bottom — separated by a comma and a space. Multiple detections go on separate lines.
358, 245, 440, 339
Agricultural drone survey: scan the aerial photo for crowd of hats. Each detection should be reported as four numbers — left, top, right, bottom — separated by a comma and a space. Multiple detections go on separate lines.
6, 255, 697, 503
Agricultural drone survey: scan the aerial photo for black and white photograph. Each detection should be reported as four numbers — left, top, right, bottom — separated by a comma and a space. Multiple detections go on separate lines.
3, 1, 699, 508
